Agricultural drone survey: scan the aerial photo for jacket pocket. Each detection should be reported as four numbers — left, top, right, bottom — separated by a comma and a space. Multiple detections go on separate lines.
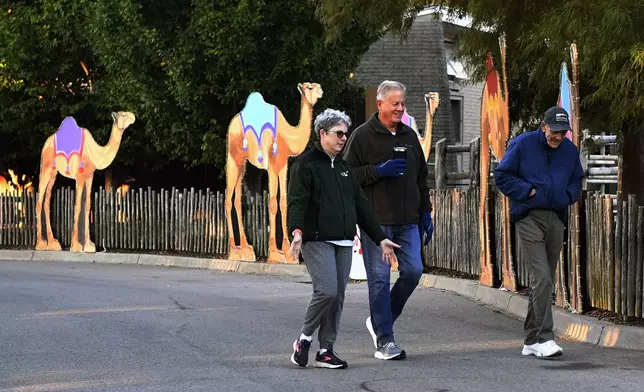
526, 186, 549, 210
512, 202, 529, 220
550, 188, 571, 210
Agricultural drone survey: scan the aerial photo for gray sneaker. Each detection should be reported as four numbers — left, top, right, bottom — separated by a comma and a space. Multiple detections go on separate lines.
375, 341, 404, 360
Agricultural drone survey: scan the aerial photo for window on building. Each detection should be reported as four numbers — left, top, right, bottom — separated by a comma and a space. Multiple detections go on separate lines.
451, 98, 462, 143
451, 98, 464, 173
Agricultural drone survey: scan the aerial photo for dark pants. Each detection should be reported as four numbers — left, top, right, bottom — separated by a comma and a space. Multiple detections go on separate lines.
515, 210, 565, 345
300, 242, 353, 349
362, 224, 423, 346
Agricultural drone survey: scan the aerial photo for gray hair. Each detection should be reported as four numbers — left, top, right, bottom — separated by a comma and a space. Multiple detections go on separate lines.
314, 108, 352, 136
376, 80, 406, 100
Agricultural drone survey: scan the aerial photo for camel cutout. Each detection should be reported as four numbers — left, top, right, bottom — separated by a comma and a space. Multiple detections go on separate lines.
35, 112, 136, 252
225, 82, 323, 263
401, 109, 416, 130
480, 37, 513, 289
401, 92, 440, 162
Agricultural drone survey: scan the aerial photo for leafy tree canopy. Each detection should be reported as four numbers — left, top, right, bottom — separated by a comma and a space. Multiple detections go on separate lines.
315, 0, 644, 135
0, 0, 381, 181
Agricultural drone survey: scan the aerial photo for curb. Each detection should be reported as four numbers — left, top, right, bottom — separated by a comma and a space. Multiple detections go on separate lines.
416, 275, 644, 351
2, 249, 643, 352
0, 249, 311, 278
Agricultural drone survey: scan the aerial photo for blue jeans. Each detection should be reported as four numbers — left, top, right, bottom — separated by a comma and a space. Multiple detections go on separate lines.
362, 224, 423, 346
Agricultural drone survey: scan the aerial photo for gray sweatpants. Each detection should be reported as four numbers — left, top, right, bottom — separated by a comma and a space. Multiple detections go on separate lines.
515, 209, 565, 345
300, 241, 353, 350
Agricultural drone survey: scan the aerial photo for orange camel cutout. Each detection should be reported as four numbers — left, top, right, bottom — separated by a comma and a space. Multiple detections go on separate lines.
402, 92, 440, 162
480, 37, 513, 289
421, 92, 440, 162
225, 83, 323, 263
35, 112, 136, 252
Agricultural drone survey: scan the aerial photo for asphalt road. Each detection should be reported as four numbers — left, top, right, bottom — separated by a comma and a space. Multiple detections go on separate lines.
2, 260, 644, 392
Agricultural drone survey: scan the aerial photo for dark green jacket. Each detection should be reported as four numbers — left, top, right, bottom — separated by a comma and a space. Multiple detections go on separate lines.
287, 144, 386, 244
343, 113, 432, 225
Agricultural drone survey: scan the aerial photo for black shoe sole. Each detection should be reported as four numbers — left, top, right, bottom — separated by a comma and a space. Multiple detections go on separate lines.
314, 361, 348, 369
392, 350, 407, 360
375, 349, 406, 360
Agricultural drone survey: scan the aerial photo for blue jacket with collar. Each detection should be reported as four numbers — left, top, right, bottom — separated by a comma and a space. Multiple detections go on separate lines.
494, 128, 584, 223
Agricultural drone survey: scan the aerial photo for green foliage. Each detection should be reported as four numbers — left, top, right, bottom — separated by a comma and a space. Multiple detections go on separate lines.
0, 0, 381, 179
315, 0, 644, 136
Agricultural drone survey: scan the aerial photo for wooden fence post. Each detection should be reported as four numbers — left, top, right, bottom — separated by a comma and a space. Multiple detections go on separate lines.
469, 137, 480, 188
435, 138, 447, 190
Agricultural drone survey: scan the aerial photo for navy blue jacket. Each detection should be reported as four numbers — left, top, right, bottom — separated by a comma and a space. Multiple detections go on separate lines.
494, 129, 584, 223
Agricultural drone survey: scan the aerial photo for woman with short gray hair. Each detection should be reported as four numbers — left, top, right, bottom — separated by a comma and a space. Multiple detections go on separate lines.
313, 108, 352, 138
288, 108, 400, 369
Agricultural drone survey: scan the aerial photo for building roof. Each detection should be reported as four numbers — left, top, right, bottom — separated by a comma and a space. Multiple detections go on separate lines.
418, 6, 493, 32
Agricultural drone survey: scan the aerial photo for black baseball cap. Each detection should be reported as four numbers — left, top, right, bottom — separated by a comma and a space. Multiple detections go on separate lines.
543, 106, 571, 132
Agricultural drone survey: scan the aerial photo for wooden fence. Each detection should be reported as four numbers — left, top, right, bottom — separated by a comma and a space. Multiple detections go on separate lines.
0, 187, 272, 258
585, 191, 644, 319
423, 188, 480, 276
0, 186, 482, 276
3, 185, 644, 320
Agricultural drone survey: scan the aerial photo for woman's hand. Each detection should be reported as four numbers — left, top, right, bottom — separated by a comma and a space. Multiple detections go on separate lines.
379, 238, 400, 265
290, 231, 303, 261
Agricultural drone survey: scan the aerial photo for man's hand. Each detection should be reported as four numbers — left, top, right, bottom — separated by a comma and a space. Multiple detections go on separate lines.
529, 188, 536, 198
379, 238, 400, 265
376, 159, 407, 178
289, 231, 303, 261
419, 210, 433, 245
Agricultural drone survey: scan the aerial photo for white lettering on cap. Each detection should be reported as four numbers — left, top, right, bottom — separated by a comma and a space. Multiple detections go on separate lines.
555, 113, 568, 122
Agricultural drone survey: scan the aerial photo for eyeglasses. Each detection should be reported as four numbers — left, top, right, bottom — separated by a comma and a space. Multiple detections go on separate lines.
326, 130, 348, 139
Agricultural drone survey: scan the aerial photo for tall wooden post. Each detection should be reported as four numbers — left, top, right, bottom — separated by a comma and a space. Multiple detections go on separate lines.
570, 43, 583, 313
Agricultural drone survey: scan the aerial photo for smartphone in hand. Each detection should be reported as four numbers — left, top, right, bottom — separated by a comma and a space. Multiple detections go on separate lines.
393, 146, 407, 160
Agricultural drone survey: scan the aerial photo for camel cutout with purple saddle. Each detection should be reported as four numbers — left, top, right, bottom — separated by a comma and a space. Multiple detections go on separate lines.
53, 117, 85, 174
401, 110, 414, 128
239, 92, 278, 163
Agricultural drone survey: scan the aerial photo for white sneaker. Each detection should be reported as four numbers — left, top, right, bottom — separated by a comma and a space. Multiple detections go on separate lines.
539, 340, 564, 357
522, 340, 563, 358
521, 343, 540, 356
366, 317, 377, 348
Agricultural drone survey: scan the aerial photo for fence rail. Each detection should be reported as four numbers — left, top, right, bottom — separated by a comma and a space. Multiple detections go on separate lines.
432, 137, 481, 190
582, 132, 619, 191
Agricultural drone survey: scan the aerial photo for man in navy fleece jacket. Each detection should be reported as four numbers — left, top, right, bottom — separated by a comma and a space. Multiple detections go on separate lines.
494, 106, 584, 359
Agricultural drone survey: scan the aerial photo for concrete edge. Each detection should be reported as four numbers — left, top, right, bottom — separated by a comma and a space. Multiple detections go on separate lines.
0, 249, 34, 261
1, 249, 642, 351
434, 275, 480, 299
237, 262, 308, 277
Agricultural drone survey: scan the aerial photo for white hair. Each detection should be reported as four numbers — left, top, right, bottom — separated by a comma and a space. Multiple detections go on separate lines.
314, 108, 352, 136
376, 80, 406, 100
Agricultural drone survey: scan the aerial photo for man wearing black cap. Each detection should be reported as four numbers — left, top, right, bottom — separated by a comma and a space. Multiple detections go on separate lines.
494, 106, 584, 359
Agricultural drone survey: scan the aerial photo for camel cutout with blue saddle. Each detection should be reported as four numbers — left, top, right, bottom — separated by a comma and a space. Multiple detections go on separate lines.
239, 92, 278, 163
558, 63, 573, 141
53, 117, 85, 174
401, 110, 414, 128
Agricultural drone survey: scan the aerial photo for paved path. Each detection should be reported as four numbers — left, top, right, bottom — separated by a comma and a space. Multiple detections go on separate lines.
1, 260, 643, 392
